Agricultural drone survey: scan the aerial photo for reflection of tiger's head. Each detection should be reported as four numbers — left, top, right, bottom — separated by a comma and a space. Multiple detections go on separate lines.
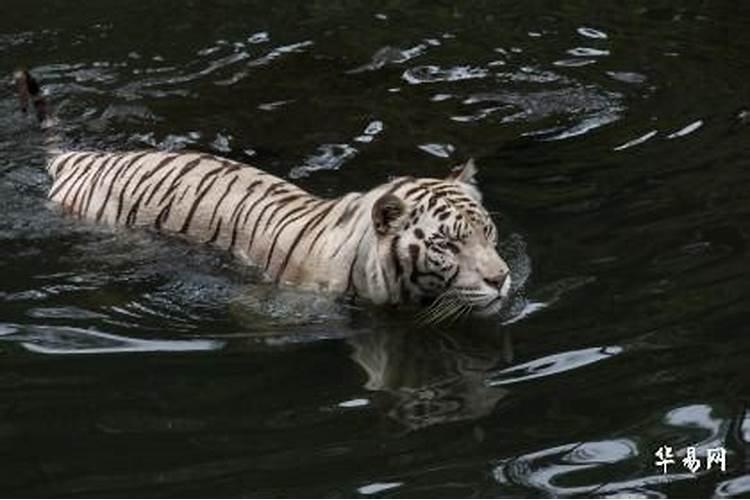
370, 159, 511, 319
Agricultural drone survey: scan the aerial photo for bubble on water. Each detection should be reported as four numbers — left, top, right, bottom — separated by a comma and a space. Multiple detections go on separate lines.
418, 143, 455, 158
247, 31, 269, 44
553, 58, 596, 67
348, 44, 429, 73
607, 71, 647, 84
290, 143, 358, 179
577, 26, 608, 39
257, 100, 293, 111
338, 398, 370, 408
357, 482, 402, 495
197, 46, 221, 56
567, 47, 610, 57
211, 132, 232, 153
667, 120, 703, 139
614, 130, 658, 151
431, 93, 453, 102
354, 120, 384, 143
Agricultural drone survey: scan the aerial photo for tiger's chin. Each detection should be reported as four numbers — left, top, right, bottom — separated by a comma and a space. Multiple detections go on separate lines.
473, 276, 513, 317
472, 295, 506, 318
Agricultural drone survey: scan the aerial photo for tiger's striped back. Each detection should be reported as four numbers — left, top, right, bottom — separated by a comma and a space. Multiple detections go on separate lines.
48, 151, 328, 279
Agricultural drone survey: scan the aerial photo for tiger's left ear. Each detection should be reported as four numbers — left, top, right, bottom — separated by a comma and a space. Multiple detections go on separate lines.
447, 158, 478, 185
372, 193, 406, 236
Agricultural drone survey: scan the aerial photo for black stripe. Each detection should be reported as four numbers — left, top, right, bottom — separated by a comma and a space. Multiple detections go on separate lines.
225, 180, 264, 252
48, 152, 97, 199
94, 152, 137, 191
81, 154, 123, 216
390, 235, 403, 279
49, 152, 78, 178
334, 195, 361, 226
244, 182, 288, 254
143, 155, 185, 206
125, 187, 149, 226
263, 199, 328, 271
67, 153, 111, 215
307, 223, 329, 255
445, 266, 459, 288
387, 234, 404, 302
412, 189, 430, 203
242, 181, 268, 226
433, 205, 448, 217
61, 153, 107, 212
404, 185, 429, 199
308, 197, 346, 253
227, 189, 258, 253
262, 194, 303, 233
115, 153, 157, 223
207, 218, 223, 244
131, 153, 179, 200
262, 199, 315, 239
431, 187, 463, 197
177, 183, 194, 204
178, 174, 221, 234
156, 155, 209, 206
221, 161, 241, 175
408, 244, 421, 284
384, 177, 415, 196
344, 227, 370, 295
196, 165, 225, 193
154, 194, 176, 230
273, 202, 336, 281
96, 151, 152, 222
331, 219, 361, 259
208, 176, 239, 228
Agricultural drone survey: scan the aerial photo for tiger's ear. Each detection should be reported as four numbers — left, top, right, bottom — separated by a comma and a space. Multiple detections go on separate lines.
372, 193, 406, 236
447, 158, 478, 185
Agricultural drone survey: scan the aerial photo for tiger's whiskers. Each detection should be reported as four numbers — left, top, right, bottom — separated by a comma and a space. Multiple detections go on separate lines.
416, 290, 472, 326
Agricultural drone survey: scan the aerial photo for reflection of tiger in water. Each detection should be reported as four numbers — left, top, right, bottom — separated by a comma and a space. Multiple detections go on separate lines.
350, 329, 510, 430
46, 151, 511, 317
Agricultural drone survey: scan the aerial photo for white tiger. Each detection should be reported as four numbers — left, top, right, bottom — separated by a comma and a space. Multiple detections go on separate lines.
18, 69, 512, 320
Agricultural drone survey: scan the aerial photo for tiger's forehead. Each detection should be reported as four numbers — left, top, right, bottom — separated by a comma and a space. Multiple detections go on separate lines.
395, 177, 496, 237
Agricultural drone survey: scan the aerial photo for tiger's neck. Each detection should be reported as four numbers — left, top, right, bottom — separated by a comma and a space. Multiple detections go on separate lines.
273, 188, 403, 306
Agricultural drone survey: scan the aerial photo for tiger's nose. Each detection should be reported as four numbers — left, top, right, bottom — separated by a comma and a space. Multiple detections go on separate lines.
484, 274, 508, 290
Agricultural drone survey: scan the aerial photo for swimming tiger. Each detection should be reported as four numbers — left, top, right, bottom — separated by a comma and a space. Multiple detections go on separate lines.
19, 70, 512, 319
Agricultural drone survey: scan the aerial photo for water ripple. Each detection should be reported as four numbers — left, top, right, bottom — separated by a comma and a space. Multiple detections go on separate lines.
614, 130, 659, 151
0, 325, 224, 355
487, 346, 622, 386
402, 65, 489, 85
667, 119, 703, 139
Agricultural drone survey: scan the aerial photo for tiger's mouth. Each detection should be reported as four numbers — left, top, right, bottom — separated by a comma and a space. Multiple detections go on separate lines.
415, 280, 512, 324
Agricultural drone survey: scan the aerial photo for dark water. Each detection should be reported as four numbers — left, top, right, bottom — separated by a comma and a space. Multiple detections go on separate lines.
2, 0, 749, 497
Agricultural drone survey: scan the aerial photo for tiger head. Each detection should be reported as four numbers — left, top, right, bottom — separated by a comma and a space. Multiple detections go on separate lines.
371, 159, 511, 320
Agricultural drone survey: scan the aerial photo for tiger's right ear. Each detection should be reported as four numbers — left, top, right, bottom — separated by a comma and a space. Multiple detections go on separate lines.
372, 193, 406, 236
447, 158, 478, 185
